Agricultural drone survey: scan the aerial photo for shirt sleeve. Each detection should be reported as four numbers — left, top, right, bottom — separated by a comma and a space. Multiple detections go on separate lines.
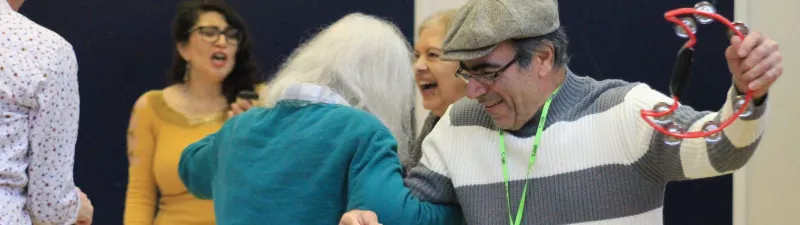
346, 128, 463, 225
624, 84, 768, 182
25, 44, 82, 225
123, 93, 158, 225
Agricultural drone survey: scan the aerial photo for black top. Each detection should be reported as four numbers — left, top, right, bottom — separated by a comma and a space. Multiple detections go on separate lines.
402, 113, 441, 176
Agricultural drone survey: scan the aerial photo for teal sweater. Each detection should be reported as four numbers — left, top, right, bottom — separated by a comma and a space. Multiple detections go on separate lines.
178, 101, 462, 224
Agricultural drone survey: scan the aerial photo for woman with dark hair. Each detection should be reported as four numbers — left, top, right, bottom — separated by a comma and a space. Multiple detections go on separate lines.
124, 0, 263, 224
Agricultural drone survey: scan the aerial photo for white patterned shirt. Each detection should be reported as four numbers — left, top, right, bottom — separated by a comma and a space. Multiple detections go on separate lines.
0, 2, 81, 224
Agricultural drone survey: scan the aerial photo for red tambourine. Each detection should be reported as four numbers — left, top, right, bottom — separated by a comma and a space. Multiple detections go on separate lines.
640, 1, 754, 145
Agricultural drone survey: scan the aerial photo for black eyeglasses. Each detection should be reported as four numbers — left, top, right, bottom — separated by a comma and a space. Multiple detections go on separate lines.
455, 57, 518, 85
189, 26, 242, 46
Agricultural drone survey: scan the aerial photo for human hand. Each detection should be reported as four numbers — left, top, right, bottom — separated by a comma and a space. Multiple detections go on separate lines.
339, 210, 381, 225
226, 98, 256, 118
726, 31, 782, 100
76, 188, 93, 225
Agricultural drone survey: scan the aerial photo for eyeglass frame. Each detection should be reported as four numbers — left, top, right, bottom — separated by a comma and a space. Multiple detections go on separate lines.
455, 57, 519, 85
188, 26, 243, 46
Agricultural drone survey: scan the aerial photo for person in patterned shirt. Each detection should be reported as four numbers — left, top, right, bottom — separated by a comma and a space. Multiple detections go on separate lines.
0, 0, 94, 224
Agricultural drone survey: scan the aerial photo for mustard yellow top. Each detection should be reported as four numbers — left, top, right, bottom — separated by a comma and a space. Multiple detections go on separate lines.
124, 86, 263, 225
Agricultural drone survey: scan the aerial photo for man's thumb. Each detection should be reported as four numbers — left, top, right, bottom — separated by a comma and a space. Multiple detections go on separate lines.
726, 36, 743, 60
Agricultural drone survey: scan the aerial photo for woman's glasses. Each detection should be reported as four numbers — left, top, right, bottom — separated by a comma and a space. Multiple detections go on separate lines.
189, 26, 242, 46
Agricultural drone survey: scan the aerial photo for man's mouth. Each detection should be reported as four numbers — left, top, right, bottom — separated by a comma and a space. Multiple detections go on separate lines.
482, 99, 503, 108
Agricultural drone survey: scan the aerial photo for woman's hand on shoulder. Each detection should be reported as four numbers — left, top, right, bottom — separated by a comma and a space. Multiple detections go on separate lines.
227, 88, 265, 118
227, 98, 256, 119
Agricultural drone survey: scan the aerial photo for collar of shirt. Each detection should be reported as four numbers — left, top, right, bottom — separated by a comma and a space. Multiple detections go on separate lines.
0, 1, 11, 11
279, 83, 351, 107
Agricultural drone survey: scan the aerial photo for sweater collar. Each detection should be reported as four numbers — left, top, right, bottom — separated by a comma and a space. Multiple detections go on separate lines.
278, 83, 351, 106
506, 67, 589, 137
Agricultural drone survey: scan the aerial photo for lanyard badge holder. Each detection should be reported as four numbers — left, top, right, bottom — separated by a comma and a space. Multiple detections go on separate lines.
640, 1, 752, 145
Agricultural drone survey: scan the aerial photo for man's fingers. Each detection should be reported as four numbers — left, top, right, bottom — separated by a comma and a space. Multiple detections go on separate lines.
739, 42, 770, 72
725, 36, 744, 78
725, 45, 739, 61
740, 39, 778, 72
749, 66, 782, 91
727, 35, 743, 59
737, 32, 763, 57
742, 51, 782, 83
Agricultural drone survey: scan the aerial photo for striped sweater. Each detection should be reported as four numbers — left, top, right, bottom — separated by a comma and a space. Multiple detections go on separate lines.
404, 69, 768, 224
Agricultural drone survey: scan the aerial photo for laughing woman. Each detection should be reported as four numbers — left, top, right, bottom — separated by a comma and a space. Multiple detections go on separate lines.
404, 9, 466, 172
124, 1, 263, 224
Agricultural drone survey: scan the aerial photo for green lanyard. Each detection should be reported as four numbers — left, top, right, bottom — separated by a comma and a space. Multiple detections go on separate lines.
498, 86, 560, 225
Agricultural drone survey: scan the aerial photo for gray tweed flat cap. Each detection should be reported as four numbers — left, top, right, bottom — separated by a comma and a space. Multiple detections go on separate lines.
441, 0, 560, 61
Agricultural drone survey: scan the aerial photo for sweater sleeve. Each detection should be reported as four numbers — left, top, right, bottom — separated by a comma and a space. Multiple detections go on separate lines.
124, 93, 158, 225
625, 84, 768, 181
403, 115, 458, 205
346, 128, 463, 225
178, 114, 237, 200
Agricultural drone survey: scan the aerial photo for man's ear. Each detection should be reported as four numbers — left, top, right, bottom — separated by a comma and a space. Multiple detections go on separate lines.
535, 42, 556, 77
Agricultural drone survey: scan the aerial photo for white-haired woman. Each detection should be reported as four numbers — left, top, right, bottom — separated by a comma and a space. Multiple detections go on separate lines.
177, 13, 462, 224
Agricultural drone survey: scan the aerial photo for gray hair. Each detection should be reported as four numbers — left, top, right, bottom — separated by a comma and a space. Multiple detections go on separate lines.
512, 27, 571, 69
417, 9, 458, 37
261, 13, 416, 155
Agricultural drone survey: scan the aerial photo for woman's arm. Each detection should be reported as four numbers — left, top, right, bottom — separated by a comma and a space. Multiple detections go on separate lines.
179, 115, 239, 199
123, 93, 159, 225
346, 128, 463, 225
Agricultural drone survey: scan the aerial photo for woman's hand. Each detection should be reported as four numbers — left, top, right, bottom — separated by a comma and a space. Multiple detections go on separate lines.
227, 98, 256, 118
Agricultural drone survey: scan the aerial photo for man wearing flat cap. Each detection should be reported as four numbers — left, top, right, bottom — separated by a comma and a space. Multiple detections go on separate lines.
341, 0, 783, 224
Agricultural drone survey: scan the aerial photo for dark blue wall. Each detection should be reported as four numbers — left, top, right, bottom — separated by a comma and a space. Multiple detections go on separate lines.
19, 0, 733, 224
558, 1, 734, 224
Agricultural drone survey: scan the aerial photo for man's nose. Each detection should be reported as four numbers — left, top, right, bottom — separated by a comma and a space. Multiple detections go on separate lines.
465, 80, 486, 99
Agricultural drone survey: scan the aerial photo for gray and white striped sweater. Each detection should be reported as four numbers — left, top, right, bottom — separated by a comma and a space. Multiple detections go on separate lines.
404, 70, 767, 224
